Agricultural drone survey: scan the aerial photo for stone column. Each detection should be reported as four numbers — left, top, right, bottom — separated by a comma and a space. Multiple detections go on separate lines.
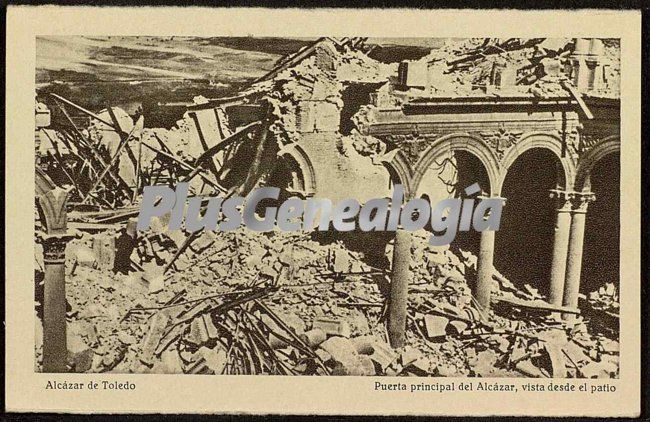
476, 229, 495, 311
548, 190, 573, 306
562, 192, 596, 319
474, 194, 505, 313
41, 233, 75, 372
388, 229, 412, 348
37, 186, 75, 372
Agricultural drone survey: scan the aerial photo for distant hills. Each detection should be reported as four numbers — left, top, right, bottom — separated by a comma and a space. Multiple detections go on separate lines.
35, 36, 445, 127
37, 36, 446, 85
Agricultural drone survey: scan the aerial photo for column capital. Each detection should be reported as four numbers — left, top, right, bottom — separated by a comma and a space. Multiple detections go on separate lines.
571, 191, 596, 214
37, 186, 73, 234
549, 189, 574, 213
549, 190, 596, 214
38, 230, 81, 265
477, 194, 507, 203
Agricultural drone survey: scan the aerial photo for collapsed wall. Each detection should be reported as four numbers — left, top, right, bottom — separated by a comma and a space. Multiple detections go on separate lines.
35, 224, 618, 377
34, 37, 621, 377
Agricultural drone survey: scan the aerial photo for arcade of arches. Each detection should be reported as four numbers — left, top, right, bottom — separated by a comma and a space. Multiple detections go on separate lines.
328, 98, 620, 316
392, 134, 618, 316
285, 128, 620, 316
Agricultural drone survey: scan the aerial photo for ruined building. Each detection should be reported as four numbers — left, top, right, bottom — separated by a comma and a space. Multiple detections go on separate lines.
167, 36, 620, 312
35, 37, 620, 377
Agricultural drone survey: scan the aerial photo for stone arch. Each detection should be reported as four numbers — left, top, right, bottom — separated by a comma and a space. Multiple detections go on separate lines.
412, 133, 500, 196
499, 132, 576, 192
574, 136, 620, 192
378, 149, 415, 197
278, 143, 317, 197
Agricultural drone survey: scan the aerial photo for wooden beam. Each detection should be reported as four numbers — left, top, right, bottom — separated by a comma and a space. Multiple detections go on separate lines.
492, 295, 581, 315
81, 116, 143, 203
140, 142, 225, 191
561, 81, 594, 120
54, 101, 130, 194
50, 93, 119, 131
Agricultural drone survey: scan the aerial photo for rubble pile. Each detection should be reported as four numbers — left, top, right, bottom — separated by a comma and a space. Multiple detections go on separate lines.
141, 120, 207, 163
36, 37, 620, 209
591, 39, 621, 98
395, 38, 558, 97
581, 282, 619, 340
391, 37, 620, 100
35, 37, 621, 378
36, 37, 621, 203
35, 226, 618, 378
587, 283, 619, 314
239, 38, 395, 145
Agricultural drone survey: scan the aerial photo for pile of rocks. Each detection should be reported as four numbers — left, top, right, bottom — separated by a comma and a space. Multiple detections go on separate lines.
35, 223, 619, 378
587, 282, 619, 314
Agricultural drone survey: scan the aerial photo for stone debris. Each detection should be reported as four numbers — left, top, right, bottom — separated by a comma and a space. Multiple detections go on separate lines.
423, 315, 449, 339
312, 317, 352, 338
34, 224, 619, 377
587, 282, 619, 314
35, 37, 620, 377
36, 37, 619, 209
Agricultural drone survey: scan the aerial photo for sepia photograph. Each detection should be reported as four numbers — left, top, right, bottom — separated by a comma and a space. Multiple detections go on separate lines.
34, 35, 621, 378
5, 6, 641, 416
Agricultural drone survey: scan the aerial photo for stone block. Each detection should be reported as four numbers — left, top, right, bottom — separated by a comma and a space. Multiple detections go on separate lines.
369, 340, 398, 371
318, 336, 357, 364
325, 341, 376, 376
185, 314, 219, 347
446, 320, 469, 336
356, 355, 377, 376
398, 61, 427, 88
74, 246, 97, 269
315, 348, 332, 362
35, 103, 51, 128
118, 332, 137, 345
143, 264, 165, 294
400, 346, 424, 367
299, 328, 327, 348
297, 100, 340, 133
312, 317, 351, 338
202, 314, 220, 340
140, 312, 171, 366
296, 102, 316, 133
491, 62, 518, 88
333, 248, 350, 273
93, 234, 116, 271
423, 314, 449, 339
313, 102, 340, 132
351, 335, 378, 355
314, 42, 338, 72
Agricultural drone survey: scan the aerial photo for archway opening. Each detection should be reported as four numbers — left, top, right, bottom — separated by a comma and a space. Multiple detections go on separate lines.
452, 151, 491, 259
414, 150, 459, 205
264, 153, 309, 202
495, 148, 564, 296
580, 153, 620, 295
253, 153, 309, 227
413, 148, 491, 291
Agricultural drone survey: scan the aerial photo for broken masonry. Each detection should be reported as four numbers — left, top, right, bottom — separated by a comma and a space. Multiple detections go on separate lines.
34, 36, 620, 377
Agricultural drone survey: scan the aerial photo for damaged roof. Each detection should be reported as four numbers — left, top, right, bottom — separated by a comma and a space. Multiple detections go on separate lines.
242, 37, 620, 105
